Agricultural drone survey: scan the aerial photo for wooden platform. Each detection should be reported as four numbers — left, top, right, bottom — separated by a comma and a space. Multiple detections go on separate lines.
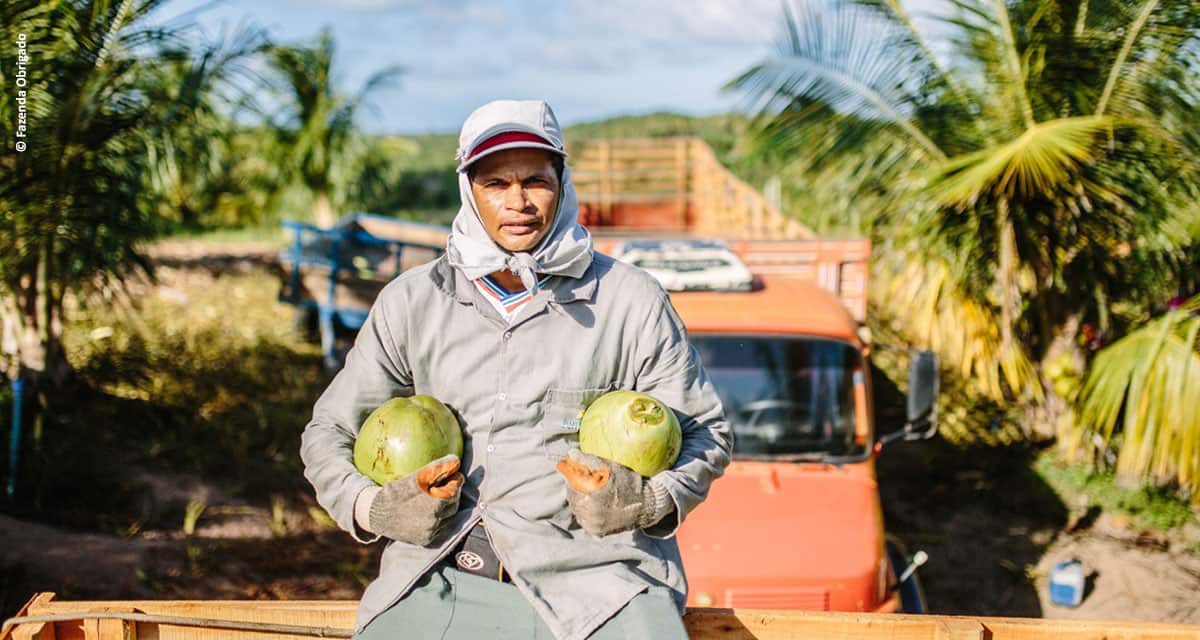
5, 593, 1199, 640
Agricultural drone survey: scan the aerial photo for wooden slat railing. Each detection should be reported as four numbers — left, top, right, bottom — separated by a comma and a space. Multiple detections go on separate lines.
570, 137, 814, 239
5, 593, 1200, 640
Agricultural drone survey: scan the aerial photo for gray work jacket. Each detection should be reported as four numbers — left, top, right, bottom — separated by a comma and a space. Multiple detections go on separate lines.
300, 253, 732, 640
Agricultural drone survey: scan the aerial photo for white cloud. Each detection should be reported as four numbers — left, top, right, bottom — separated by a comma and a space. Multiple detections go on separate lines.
316, 0, 466, 10
183, 0, 784, 132
573, 0, 783, 47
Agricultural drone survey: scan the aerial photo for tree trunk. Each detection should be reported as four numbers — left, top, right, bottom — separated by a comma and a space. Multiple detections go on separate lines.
9, 241, 73, 389
1, 291, 21, 382
313, 190, 335, 229
996, 198, 1019, 355
1031, 315, 1085, 443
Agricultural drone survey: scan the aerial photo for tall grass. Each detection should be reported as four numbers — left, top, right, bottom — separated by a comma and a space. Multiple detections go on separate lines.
16, 270, 328, 530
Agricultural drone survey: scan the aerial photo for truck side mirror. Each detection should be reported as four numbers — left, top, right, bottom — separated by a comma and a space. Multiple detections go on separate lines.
905, 351, 939, 439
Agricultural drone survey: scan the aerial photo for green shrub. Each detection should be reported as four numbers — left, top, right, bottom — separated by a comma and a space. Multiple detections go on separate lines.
1035, 453, 1196, 531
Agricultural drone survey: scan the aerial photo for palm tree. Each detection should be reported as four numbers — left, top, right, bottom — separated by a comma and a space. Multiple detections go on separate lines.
140, 23, 277, 229
0, 0, 261, 388
731, 0, 1200, 440
0, 0, 174, 387
267, 29, 401, 228
1071, 296, 1200, 497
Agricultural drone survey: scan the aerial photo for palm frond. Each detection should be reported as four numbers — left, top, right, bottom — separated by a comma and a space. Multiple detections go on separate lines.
1074, 296, 1200, 496
989, 0, 1036, 127
1095, 0, 1161, 116
336, 63, 404, 140
880, 258, 1041, 403
852, 0, 976, 108
1097, 2, 1200, 130
925, 115, 1119, 208
729, 0, 947, 161
940, 0, 1038, 136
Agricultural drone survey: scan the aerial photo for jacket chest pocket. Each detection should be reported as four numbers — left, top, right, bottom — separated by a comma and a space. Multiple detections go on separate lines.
541, 387, 611, 461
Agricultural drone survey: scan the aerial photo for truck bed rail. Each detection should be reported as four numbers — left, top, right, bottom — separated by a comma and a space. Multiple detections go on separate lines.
6, 593, 1198, 640
571, 137, 813, 240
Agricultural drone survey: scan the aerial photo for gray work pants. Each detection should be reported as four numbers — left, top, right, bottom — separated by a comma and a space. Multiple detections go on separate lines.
353, 565, 689, 639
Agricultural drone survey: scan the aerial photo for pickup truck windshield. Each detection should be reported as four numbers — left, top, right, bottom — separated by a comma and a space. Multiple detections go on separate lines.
690, 335, 867, 459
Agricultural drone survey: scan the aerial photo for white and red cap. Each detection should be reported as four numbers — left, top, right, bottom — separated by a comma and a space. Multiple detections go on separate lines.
455, 100, 567, 173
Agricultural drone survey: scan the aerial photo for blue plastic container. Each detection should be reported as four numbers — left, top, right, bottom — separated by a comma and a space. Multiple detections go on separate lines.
1049, 559, 1085, 607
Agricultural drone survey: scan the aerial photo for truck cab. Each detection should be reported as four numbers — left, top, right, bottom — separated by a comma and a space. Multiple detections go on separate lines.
605, 237, 933, 614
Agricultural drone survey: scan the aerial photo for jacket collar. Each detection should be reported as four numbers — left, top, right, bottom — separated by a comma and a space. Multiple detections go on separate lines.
430, 254, 597, 306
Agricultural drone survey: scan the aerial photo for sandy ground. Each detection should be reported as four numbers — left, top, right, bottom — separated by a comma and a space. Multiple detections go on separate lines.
875, 432, 1200, 624
1035, 516, 1200, 622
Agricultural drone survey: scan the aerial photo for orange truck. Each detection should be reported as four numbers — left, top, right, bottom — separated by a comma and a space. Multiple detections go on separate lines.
591, 235, 935, 615
580, 137, 937, 614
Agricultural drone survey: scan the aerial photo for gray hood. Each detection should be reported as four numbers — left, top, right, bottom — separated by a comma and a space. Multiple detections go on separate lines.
445, 99, 593, 294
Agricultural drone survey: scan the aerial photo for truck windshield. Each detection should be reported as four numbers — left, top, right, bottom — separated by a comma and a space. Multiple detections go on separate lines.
690, 335, 868, 460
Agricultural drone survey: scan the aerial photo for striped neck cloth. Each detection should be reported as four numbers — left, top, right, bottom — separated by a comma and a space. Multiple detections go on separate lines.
474, 273, 552, 317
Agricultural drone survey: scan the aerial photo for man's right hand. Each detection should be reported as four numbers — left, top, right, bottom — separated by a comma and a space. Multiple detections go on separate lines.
368, 454, 465, 546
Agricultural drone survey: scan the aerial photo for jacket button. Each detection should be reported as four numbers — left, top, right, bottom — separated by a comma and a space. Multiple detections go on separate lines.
503, 331, 512, 341
487, 445, 495, 452
498, 393, 507, 400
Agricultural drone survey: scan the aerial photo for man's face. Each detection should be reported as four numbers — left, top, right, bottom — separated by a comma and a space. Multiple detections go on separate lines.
469, 148, 560, 253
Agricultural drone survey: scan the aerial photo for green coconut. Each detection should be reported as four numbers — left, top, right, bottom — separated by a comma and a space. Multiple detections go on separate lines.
579, 390, 682, 477
354, 395, 463, 485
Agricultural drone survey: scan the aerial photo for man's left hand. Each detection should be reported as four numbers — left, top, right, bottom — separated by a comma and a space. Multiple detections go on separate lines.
556, 448, 667, 537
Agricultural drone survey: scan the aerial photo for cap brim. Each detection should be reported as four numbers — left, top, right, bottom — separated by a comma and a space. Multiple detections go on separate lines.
457, 141, 566, 173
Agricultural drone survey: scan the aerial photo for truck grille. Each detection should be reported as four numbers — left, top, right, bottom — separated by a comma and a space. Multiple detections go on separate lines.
725, 587, 831, 611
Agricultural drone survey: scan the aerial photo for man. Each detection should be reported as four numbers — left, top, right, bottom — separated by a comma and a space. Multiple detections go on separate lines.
300, 99, 731, 640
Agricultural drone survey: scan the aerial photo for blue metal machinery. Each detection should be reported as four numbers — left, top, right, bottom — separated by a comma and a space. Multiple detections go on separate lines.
278, 213, 446, 369
6, 377, 22, 500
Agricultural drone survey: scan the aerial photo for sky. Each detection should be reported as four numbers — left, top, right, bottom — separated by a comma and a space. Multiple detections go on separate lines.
158, 0, 941, 135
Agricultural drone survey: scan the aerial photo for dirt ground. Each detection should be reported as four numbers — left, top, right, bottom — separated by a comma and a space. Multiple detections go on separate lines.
2, 242, 1198, 625
1038, 524, 1200, 622
875, 436, 1200, 623
1, 468, 381, 612
5, 455, 1198, 626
